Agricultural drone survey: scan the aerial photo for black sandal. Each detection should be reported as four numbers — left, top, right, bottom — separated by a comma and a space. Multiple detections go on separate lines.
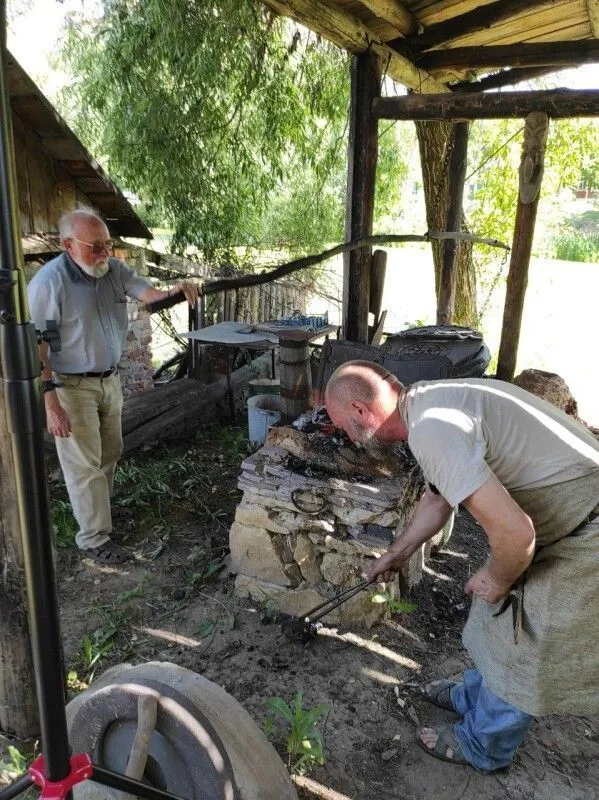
82, 541, 131, 565
416, 724, 471, 766
419, 679, 458, 711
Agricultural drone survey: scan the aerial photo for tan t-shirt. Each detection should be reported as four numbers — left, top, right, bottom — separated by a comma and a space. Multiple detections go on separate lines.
404, 378, 599, 508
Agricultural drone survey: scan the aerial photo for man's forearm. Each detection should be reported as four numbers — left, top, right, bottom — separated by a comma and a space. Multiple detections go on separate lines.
388, 489, 453, 561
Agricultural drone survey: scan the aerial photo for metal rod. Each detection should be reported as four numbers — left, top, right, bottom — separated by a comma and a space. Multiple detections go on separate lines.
91, 766, 189, 800
0, 7, 71, 782
303, 579, 374, 623
0, 774, 34, 800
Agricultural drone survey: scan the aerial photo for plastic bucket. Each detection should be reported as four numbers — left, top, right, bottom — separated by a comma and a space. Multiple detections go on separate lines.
247, 394, 281, 445
248, 378, 280, 397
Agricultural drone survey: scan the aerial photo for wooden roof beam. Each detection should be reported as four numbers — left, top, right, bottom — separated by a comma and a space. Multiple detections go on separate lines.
587, 1, 599, 38
358, 0, 417, 36
262, 0, 447, 91
373, 88, 599, 120
451, 66, 561, 92
394, 0, 560, 54
417, 40, 599, 71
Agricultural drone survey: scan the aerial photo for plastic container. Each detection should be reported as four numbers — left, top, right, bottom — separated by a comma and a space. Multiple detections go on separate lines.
247, 394, 281, 445
248, 378, 280, 397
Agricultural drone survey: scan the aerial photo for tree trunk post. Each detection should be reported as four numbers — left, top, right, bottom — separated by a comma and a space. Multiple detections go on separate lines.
0, 373, 39, 737
437, 122, 469, 325
343, 52, 380, 344
369, 249, 387, 341
415, 120, 478, 328
279, 330, 312, 425
497, 111, 549, 381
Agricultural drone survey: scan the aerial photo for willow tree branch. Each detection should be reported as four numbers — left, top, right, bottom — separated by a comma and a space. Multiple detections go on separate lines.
145, 231, 510, 314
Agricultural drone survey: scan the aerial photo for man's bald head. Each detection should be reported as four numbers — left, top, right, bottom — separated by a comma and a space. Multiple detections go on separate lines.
325, 360, 407, 447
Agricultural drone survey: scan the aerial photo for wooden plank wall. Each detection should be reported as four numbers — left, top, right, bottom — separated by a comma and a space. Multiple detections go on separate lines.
11, 110, 91, 235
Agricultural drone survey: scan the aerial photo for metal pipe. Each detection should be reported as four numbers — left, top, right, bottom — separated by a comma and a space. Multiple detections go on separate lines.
0, 6, 70, 781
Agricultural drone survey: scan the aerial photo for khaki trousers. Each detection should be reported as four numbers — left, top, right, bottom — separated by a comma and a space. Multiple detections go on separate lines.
54, 373, 123, 550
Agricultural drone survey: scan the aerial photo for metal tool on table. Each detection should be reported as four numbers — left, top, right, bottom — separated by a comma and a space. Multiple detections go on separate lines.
281, 578, 375, 642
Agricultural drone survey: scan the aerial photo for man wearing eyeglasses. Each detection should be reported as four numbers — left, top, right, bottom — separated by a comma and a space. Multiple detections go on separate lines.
28, 207, 200, 564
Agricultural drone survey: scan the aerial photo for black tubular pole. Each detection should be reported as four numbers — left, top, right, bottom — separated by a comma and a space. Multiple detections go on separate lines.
0, 5, 71, 783
91, 767, 189, 800
0, 774, 34, 800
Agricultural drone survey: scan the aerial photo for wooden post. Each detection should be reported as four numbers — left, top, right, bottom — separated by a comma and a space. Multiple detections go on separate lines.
497, 112, 549, 381
437, 122, 469, 325
258, 285, 266, 322
343, 52, 380, 344
279, 330, 312, 424
0, 377, 39, 737
369, 249, 387, 326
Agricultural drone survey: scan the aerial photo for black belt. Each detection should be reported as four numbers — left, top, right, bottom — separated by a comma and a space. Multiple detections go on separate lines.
61, 368, 116, 378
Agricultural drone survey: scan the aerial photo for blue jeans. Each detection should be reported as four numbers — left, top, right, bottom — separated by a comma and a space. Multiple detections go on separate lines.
449, 668, 533, 773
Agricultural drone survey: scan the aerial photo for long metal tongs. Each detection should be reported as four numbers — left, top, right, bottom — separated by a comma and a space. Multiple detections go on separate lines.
281, 578, 375, 642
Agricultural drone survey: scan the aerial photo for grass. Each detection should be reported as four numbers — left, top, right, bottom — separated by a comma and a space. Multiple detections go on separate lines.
553, 230, 599, 263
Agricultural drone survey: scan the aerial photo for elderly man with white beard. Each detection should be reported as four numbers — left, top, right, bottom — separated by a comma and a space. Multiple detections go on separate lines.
28, 207, 199, 564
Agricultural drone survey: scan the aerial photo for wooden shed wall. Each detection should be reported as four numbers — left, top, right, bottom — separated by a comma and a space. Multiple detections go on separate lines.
11, 109, 92, 236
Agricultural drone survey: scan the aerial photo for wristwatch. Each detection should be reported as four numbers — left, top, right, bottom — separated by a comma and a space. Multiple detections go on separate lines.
42, 379, 63, 393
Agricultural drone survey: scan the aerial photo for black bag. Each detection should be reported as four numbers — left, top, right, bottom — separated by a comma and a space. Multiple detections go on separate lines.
315, 325, 490, 392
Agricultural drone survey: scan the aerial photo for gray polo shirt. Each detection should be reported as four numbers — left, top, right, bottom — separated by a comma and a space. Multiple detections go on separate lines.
27, 252, 151, 373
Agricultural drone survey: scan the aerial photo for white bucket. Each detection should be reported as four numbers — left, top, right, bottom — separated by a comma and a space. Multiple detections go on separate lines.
247, 394, 281, 445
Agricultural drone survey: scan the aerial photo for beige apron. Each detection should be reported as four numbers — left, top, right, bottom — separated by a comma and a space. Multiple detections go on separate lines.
462, 470, 599, 716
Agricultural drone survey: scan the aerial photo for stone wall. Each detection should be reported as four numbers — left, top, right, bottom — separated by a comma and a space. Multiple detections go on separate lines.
115, 247, 155, 397
230, 445, 422, 628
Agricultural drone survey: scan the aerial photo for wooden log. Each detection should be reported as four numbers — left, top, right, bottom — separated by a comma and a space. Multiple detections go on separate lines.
145, 232, 510, 314
120, 694, 158, 800
122, 352, 274, 454
373, 88, 599, 121
417, 40, 599, 72
258, 284, 266, 323
0, 378, 39, 738
369, 249, 386, 323
588, 0, 599, 38
359, 0, 416, 36
279, 330, 312, 425
451, 66, 560, 93
396, 0, 557, 54
497, 112, 549, 382
261, 0, 447, 93
292, 775, 354, 800
437, 122, 469, 325
344, 52, 379, 344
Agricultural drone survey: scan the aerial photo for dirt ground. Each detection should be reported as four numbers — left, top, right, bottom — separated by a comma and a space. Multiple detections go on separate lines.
2, 423, 599, 800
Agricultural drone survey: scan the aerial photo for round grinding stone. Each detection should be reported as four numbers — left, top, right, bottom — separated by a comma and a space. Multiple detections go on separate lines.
66, 662, 297, 800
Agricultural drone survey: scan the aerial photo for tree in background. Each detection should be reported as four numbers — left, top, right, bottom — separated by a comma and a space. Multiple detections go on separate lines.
58, 0, 407, 258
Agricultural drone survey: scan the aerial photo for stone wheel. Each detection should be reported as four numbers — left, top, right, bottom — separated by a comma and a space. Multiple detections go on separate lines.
66, 662, 297, 800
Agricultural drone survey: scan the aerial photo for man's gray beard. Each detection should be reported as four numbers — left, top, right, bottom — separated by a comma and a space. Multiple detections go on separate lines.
357, 428, 398, 460
79, 261, 109, 278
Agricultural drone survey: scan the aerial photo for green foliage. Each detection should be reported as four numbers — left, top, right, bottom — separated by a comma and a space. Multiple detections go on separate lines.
77, 624, 118, 683
265, 692, 329, 774
0, 745, 28, 777
51, 498, 78, 548
553, 230, 599, 263
57, 1, 345, 253
56, 1, 411, 256
370, 591, 417, 614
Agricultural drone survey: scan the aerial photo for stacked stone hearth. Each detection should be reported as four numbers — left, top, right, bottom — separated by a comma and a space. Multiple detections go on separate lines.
230, 444, 422, 627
